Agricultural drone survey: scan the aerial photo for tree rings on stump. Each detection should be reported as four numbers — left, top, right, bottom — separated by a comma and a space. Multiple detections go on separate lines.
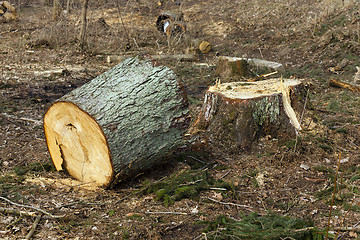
44, 57, 189, 188
190, 78, 308, 152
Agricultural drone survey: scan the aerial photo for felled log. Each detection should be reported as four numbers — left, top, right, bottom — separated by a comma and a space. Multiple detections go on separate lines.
190, 78, 307, 151
329, 79, 360, 92
44, 57, 189, 188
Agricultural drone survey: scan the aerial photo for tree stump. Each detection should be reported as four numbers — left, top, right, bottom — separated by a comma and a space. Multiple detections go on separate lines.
44, 57, 189, 188
214, 56, 284, 82
190, 78, 308, 152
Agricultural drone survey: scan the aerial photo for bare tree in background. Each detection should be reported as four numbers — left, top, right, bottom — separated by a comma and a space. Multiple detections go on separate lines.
66, 0, 71, 14
79, 0, 89, 50
52, 0, 61, 21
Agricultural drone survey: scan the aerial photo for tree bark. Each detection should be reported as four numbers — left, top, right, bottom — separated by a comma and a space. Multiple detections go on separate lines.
52, 0, 61, 21
190, 78, 307, 152
44, 57, 189, 188
79, 0, 89, 50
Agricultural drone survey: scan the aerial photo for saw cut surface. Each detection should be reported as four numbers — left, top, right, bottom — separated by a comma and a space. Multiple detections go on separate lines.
44, 102, 113, 186
209, 78, 302, 99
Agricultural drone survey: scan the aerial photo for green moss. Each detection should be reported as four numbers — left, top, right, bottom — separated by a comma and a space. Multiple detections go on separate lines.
328, 100, 342, 112
222, 108, 238, 127
319, 144, 332, 152
138, 169, 237, 206
14, 161, 55, 176
349, 175, 360, 182
199, 212, 327, 240
343, 202, 360, 212
163, 194, 174, 207
336, 128, 348, 134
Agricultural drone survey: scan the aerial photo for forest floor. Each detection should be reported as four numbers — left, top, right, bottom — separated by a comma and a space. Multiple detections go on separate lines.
0, 0, 359, 239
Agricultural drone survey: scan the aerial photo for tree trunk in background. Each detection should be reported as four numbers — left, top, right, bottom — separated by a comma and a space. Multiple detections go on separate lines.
79, 0, 89, 50
66, 0, 71, 14
44, 57, 189, 188
52, 0, 61, 21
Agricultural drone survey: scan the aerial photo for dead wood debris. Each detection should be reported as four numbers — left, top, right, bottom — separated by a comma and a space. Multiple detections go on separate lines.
0, 196, 65, 219
205, 197, 253, 211
329, 79, 360, 92
25, 214, 42, 240
0, 207, 36, 217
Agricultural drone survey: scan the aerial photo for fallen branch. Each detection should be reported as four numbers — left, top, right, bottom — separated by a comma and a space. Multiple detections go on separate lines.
145, 210, 187, 215
335, 227, 360, 232
205, 197, 253, 210
0, 207, 36, 217
0, 113, 33, 132
329, 79, 360, 92
56, 201, 105, 209
25, 214, 42, 240
0, 196, 65, 219
107, 54, 197, 63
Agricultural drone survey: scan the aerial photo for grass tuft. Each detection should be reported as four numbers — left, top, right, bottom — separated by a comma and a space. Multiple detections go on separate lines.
199, 212, 330, 240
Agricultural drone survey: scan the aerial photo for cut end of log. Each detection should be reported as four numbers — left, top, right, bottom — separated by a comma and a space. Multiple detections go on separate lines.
44, 102, 113, 187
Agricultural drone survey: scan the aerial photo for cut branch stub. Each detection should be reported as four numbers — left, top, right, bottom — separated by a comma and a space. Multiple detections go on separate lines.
44, 57, 189, 188
190, 78, 307, 152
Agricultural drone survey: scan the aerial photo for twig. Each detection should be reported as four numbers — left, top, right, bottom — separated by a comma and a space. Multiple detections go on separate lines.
337, 220, 360, 240
0, 207, 36, 217
326, 152, 341, 240
179, 179, 203, 187
25, 214, 42, 240
145, 210, 187, 215
335, 197, 356, 239
353, 220, 360, 228
209, 187, 227, 191
0, 113, 33, 132
116, 1, 131, 48
335, 227, 360, 232
56, 201, 105, 209
132, 38, 140, 51
19, 117, 42, 125
0, 196, 65, 219
219, 170, 231, 179
187, 155, 206, 164
115, 192, 135, 204
206, 197, 253, 210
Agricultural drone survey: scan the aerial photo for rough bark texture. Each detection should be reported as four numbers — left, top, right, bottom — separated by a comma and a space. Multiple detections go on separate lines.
190, 78, 307, 152
44, 57, 189, 187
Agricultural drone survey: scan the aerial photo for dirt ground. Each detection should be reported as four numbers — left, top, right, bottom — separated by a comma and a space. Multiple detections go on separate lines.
0, 0, 359, 239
